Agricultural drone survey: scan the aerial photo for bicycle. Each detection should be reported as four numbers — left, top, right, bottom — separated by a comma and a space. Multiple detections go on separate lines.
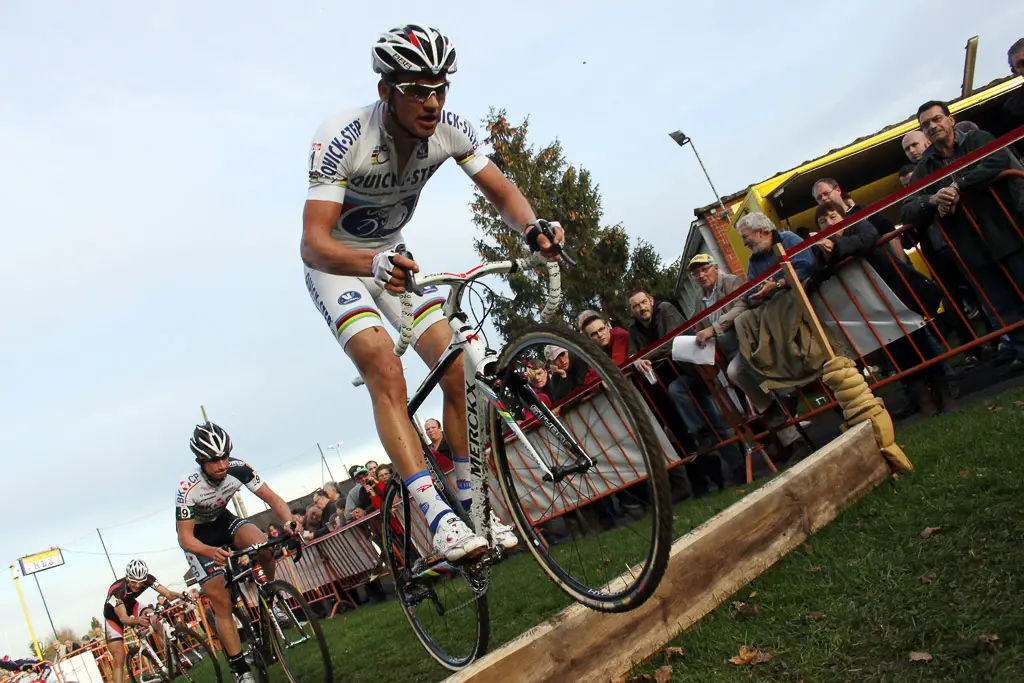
221, 535, 332, 683
379, 229, 673, 670
126, 602, 221, 683
13, 661, 76, 683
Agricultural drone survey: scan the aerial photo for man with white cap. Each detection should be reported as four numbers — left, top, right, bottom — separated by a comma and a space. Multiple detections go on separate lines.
544, 344, 588, 403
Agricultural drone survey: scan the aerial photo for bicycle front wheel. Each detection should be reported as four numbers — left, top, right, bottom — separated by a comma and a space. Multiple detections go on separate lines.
259, 580, 332, 683
381, 481, 490, 671
492, 324, 673, 612
128, 648, 169, 683
169, 626, 223, 682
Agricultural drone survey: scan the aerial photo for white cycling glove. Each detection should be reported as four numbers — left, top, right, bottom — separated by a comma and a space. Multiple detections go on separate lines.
371, 245, 406, 289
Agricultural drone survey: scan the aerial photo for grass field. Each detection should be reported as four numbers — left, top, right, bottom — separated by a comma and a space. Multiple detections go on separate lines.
188, 386, 1024, 682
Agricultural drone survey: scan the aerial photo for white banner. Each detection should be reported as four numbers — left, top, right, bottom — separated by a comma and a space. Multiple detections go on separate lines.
811, 260, 925, 356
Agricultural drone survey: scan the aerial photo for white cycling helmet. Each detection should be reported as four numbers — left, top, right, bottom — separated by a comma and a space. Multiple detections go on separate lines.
191, 421, 232, 462
372, 24, 457, 78
126, 559, 148, 582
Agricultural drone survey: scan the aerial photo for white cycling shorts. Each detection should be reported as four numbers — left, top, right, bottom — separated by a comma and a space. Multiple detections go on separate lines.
304, 265, 446, 349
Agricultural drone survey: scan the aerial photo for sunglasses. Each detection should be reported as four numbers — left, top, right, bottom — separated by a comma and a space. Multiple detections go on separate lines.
392, 81, 450, 103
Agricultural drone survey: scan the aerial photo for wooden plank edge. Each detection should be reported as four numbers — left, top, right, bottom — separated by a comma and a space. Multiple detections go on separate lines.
445, 422, 888, 683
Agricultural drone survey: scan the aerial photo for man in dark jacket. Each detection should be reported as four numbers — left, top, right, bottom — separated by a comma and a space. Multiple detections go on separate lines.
627, 285, 735, 490
900, 100, 1024, 368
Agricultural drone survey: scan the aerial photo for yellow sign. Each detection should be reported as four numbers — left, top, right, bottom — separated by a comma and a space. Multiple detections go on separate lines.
17, 548, 64, 576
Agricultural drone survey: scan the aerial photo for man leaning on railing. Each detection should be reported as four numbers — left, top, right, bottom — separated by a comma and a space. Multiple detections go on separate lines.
900, 99, 1024, 371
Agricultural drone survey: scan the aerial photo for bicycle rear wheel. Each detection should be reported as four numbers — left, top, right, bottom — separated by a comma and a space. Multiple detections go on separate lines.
492, 324, 673, 612
169, 626, 223, 682
259, 580, 332, 683
381, 481, 490, 670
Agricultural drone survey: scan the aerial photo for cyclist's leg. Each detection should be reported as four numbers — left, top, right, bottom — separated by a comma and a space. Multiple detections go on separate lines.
201, 576, 250, 671
231, 521, 274, 581
184, 519, 252, 678
306, 267, 427, 479
103, 620, 126, 683
409, 319, 472, 509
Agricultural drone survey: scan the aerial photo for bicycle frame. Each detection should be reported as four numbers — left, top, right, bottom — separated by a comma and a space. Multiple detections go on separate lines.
396, 256, 591, 546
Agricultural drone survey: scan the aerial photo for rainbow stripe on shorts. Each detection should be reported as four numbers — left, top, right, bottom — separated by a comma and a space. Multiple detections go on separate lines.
335, 307, 382, 337
413, 298, 445, 328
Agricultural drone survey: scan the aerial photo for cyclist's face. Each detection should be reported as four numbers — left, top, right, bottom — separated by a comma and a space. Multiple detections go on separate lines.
202, 457, 230, 482
380, 74, 447, 139
127, 579, 146, 592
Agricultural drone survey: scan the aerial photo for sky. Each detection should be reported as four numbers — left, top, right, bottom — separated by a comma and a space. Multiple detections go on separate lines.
1, 0, 1022, 656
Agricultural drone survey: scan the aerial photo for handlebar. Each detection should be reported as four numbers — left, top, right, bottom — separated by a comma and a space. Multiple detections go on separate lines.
393, 249, 565, 357
222, 534, 297, 587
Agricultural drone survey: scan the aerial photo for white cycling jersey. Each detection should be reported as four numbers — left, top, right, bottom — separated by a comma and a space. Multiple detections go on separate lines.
306, 100, 490, 250
175, 460, 263, 525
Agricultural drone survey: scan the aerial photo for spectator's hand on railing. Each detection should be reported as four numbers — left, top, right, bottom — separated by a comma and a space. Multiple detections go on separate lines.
930, 186, 960, 216
351, 508, 367, 521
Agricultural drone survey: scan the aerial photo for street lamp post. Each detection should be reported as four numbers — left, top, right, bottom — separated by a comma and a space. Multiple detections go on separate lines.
669, 130, 729, 217
326, 442, 345, 478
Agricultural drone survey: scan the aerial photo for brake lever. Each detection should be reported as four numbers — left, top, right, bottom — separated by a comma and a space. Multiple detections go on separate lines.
396, 247, 421, 295
532, 220, 576, 267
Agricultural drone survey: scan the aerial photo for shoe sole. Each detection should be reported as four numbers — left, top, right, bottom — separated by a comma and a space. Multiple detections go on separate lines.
442, 537, 489, 563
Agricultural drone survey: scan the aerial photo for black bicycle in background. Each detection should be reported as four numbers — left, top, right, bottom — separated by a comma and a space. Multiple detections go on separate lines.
222, 536, 332, 683
126, 601, 221, 683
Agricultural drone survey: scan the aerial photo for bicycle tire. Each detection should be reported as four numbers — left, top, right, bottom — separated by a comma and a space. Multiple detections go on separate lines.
169, 626, 223, 682
258, 580, 332, 683
233, 601, 269, 683
492, 324, 673, 612
381, 481, 490, 670
128, 648, 170, 683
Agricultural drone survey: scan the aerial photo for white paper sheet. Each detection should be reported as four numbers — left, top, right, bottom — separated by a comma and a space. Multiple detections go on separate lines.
671, 335, 717, 365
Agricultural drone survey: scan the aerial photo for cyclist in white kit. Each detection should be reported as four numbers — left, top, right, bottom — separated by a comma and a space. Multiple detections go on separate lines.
300, 24, 564, 561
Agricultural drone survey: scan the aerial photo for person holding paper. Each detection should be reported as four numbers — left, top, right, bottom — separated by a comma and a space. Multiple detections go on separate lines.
626, 286, 738, 491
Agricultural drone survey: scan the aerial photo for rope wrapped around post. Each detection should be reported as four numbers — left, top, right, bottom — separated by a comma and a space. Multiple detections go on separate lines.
772, 243, 912, 473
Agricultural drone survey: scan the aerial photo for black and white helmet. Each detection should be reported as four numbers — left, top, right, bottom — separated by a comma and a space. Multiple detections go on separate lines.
372, 24, 457, 78
126, 559, 148, 582
190, 421, 232, 462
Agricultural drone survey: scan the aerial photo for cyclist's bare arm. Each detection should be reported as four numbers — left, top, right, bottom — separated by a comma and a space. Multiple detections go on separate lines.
252, 483, 295, 532
114, 603, 145, 627
301, 200, 376, 275
473, 164, 563, 256
154, 583, 187, 603
473, 163, 535, 231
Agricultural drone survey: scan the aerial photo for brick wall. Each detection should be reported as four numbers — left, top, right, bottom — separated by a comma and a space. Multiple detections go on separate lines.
698, 208, 744, 278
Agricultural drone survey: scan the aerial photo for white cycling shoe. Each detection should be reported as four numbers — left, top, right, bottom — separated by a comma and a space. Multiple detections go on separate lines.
233, 672, 257, 683
489, 512, 519, 551
433, 515, 488, 562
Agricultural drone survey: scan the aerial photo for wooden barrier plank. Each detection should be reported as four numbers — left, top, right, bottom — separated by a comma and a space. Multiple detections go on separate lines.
445, 421, 888, 683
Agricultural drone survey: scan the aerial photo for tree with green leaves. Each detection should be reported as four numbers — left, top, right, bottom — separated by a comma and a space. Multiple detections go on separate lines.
471, 110, 679, 342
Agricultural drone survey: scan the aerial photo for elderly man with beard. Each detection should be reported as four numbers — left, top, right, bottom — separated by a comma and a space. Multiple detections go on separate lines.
901, 100, 1024, 370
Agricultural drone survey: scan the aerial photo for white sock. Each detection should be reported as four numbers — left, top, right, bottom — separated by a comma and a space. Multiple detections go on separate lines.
405, 471, 455, 533
452, 456, 472, 511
